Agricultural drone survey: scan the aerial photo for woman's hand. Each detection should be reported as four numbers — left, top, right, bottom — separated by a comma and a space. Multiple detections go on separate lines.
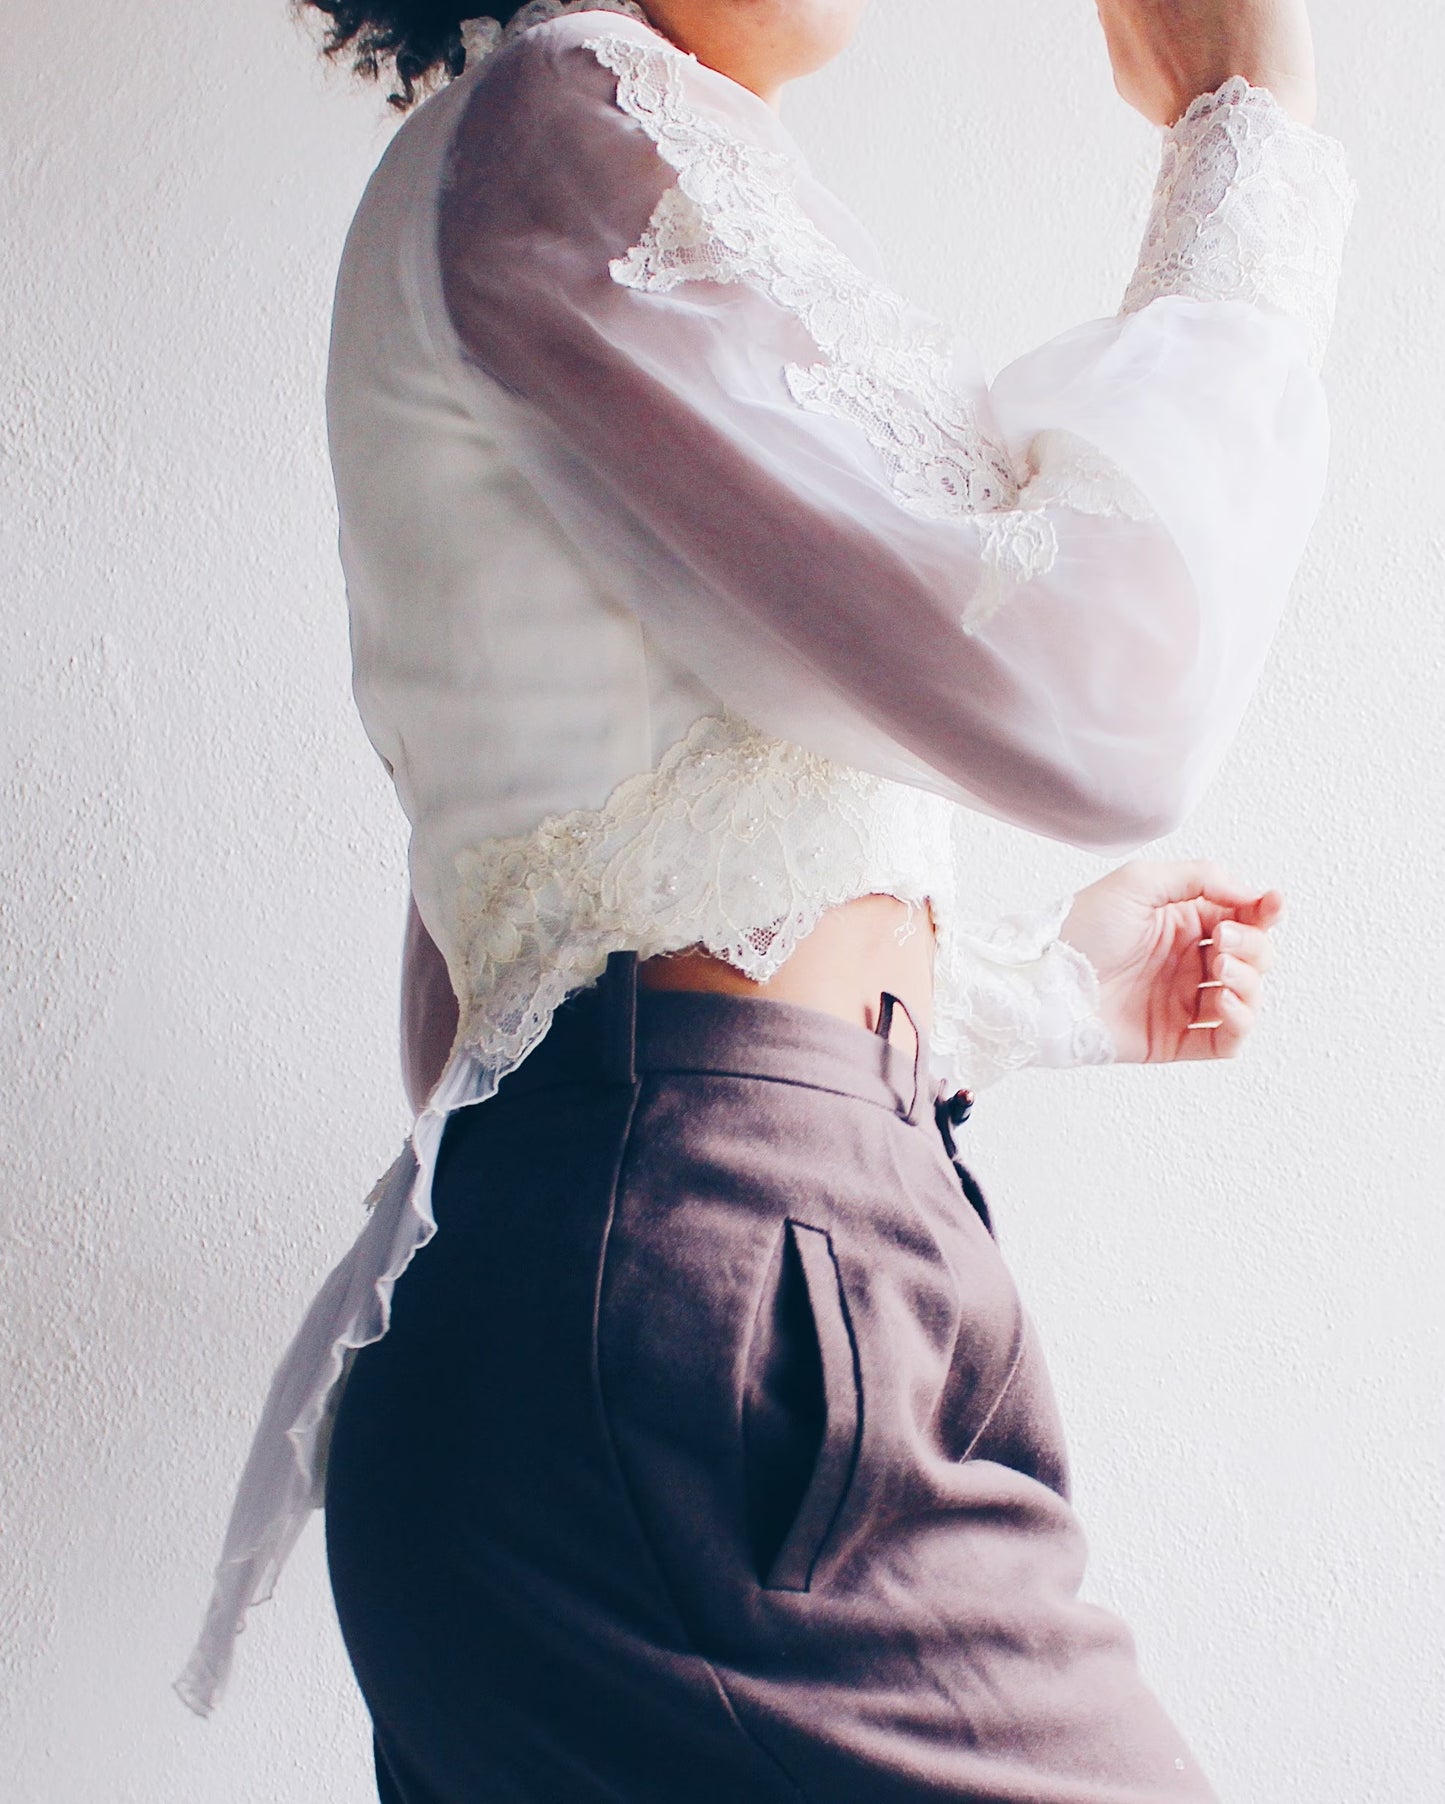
1093, 0, 1318, 126
1059, 859, 1284, 1064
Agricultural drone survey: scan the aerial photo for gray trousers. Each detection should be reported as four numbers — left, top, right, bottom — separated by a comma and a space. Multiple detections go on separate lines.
325, 950, 1217, 1802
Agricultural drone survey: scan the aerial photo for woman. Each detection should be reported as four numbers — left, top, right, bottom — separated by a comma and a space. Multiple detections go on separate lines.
176, 0, 1353, 1797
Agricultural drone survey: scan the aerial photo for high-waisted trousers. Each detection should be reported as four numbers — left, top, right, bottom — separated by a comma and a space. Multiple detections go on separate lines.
325, 950, 1218, 1803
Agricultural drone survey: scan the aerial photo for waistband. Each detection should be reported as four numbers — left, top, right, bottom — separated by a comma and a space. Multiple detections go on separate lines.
493, 949, 934, 1126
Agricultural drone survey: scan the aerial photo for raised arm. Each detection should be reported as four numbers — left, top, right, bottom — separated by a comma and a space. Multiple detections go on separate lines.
434, 13, 1352, 853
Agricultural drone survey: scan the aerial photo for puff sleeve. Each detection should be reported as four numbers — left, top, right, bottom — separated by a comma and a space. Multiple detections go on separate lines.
433, 15, 1353, 855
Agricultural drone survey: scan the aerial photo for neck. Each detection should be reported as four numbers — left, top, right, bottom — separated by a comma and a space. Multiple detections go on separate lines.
633, 1, 790, 113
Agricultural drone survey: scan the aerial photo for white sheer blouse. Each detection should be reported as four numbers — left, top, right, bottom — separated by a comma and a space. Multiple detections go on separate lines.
175, 0, 1353, 1716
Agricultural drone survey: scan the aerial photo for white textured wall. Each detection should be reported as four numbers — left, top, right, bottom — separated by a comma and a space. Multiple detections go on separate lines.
2, 1, 1439, 1798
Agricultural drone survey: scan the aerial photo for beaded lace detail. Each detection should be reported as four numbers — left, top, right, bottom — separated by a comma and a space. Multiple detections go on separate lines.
1122, 76, 1356, 370
449, 709, 1113, 1096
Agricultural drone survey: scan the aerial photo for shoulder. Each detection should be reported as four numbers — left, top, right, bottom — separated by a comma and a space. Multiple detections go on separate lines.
473, 13, 672, 130
444, 14, 667, 204
438, 15, 691, 323
441, 16, 676, 265
439, 10, 828, 313
443, 10, 803, 258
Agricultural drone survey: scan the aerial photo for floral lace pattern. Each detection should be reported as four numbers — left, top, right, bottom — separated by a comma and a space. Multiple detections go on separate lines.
587, 37, 1351, 630
585, 29, 1172, 636
934, 889, 1114, 1088
587, 33, 1020, 520
1121, 76, 1355, 370
449, 709, 1113, 1097
964, 429, 1157, 632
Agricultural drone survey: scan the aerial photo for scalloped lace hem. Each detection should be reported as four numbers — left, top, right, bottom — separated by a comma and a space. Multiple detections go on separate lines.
446, 708, 1112, 1099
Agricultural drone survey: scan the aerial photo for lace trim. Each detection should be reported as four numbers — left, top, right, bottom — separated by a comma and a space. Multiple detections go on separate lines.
586, 32, 1019, 520
449, 709, 1113, 1095
962, 429, 1156, 633
934, 890, 1115, 1086
1121, 76, 1355, 370
585, 30, 1161, 636
451, 708, 943, 1066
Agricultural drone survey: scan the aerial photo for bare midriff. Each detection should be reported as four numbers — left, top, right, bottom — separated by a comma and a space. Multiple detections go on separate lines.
636, 891, 938, 1044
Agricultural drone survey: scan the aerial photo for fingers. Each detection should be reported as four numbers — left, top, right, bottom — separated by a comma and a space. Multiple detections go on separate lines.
1107, 859, 1286, 1064
1186, 926, 1270, 1059
1201, 948, 1262, 1009
1234, 886, 1287, 931
1190, 984, 1255, 1059
1210, 918, 1277, 977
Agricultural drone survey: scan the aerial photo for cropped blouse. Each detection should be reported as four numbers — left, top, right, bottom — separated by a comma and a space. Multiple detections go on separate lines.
175, 0, 1354, 1716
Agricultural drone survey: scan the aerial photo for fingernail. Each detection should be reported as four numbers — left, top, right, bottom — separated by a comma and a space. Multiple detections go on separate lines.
1217, 923, 1240, 948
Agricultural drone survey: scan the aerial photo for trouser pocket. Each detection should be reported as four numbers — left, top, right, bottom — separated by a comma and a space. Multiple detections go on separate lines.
742, 1219, 862, 1593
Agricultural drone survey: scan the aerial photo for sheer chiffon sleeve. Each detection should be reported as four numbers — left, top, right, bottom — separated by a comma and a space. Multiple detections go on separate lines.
432, 14, 1353, 857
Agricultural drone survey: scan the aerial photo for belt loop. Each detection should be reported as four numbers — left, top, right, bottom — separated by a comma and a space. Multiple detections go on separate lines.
876, 989, 922, 1125
600, 948, 638, 1087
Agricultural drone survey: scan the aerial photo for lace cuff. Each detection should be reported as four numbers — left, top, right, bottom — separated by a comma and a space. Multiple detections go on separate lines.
929, 892, 1115, 1095
1121, 77, 1356, 370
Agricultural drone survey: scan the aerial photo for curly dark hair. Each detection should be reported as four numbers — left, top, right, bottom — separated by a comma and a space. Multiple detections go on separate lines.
296, 2, 531, 111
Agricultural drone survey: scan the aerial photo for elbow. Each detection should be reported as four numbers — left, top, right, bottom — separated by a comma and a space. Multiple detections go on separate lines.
1046, 708, 1211, 851
1067, 795, 1189, 854
1041, 768, 1195, 854
952, 744, 1194, 853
